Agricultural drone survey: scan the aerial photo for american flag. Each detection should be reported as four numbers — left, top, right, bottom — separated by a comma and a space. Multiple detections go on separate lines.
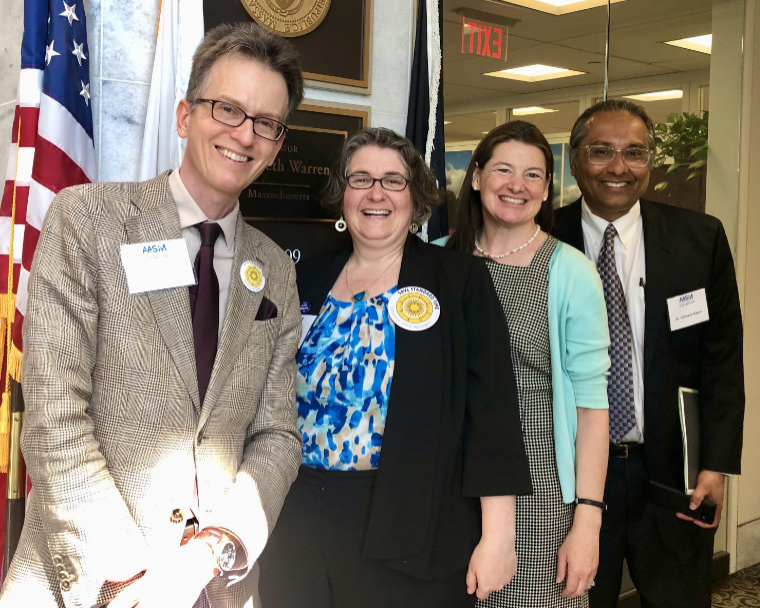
0, 0, 97, 405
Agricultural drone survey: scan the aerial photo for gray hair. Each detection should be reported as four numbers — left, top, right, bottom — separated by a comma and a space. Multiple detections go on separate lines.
321, 128, 442, 226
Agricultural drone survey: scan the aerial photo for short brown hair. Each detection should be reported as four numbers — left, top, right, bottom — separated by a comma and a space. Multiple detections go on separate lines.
186, 22, 304, 120
321, 128, 442, 226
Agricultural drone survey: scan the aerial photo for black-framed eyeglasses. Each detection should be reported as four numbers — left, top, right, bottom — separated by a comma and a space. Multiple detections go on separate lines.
580, 145, 652, 168
197, 98, 287, 142
346, 173, 410, 191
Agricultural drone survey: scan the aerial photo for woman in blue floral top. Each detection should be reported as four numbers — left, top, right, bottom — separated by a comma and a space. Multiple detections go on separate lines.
259, 128, 532, 608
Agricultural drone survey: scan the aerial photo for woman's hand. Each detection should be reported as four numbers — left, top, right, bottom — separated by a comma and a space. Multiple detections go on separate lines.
466, 495, 517, 600
560, 405, 607, 596
556, 507, 600, 597
466, 534, 517, 599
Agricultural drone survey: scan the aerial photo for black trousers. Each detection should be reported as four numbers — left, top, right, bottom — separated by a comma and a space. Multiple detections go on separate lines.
589, 445, 715, 608
258, 466, 475, 608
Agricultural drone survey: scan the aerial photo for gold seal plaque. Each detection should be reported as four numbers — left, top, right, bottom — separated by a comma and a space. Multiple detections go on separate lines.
241, 0, 331, 37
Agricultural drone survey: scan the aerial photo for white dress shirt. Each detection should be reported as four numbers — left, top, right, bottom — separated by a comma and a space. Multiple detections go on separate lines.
581, 199, 646, 442
169, 169, 238, 338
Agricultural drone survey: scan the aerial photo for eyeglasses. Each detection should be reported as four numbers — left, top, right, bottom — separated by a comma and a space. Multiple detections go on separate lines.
197, 99, 287, 141
346, 173, 410, 191
580, 145, 652, 168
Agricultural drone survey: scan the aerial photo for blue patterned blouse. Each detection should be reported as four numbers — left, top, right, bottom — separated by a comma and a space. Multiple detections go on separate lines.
297, 288, 397, 470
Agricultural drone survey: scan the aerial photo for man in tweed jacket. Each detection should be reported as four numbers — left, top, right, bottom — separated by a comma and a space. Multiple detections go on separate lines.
0, 22, 304, 608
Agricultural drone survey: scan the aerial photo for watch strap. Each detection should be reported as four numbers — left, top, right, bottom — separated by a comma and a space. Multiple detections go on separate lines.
575, 497, 607, 511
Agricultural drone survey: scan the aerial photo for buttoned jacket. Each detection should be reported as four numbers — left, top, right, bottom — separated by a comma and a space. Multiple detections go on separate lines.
0, 172, 302, 608
554, 198, 744, 488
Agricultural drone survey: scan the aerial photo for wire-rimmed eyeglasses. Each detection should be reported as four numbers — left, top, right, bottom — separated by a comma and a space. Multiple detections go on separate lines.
346, 173, 410, 191
197, 99, 287, 142
580, 145, 653, 168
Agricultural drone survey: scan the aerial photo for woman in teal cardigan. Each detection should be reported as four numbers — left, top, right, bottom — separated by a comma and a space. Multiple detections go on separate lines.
445, 121, 610, 608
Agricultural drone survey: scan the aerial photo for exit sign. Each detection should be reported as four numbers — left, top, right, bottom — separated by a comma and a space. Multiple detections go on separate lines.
461, 17, 508, 60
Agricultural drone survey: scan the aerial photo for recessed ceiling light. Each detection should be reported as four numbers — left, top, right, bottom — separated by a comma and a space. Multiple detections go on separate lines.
486, 0, 627, 16
664, 34, 712, 54
485, 64, 585, 82
513, 106, 559, 115
624, 90, 684, 101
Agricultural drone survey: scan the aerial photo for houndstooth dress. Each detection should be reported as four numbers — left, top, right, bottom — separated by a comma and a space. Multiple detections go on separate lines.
478, 236, 587, 608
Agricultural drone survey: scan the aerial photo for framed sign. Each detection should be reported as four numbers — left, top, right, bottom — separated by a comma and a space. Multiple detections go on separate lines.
204, 0, 371, 89
242, 102, 369, 262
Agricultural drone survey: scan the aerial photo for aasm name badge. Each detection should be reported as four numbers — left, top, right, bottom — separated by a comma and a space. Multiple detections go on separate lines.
667, 288, 709, 331
120, 239, 195, 294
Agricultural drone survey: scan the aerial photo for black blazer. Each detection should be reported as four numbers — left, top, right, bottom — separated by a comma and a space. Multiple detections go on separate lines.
296, 234, 532, 579
554, 199, 744, 489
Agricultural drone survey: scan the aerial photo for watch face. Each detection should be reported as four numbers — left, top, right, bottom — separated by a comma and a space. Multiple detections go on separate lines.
218, 541, 236, 571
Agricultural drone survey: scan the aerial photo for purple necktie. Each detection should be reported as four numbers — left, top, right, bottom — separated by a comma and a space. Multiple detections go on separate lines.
190, 222, 222, 405
597, 224, 636, 443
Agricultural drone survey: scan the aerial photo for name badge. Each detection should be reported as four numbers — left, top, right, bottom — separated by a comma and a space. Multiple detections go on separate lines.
667, 288, 709, 331
120, 239, 195, 294
300, 314, 317, 348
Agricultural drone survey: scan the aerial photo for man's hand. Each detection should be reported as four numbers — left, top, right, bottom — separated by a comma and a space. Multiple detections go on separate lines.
108, 541, 216, 608
466, 535, 517, 600
556, 510, 600, 598
675, 469, 724, 529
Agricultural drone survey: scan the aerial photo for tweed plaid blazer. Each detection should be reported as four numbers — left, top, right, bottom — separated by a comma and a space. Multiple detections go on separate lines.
0, 172, 302, 608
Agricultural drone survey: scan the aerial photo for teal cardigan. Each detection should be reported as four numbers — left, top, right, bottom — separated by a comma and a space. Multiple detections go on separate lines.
546, 241, 610, 503
434, 237, 610, 503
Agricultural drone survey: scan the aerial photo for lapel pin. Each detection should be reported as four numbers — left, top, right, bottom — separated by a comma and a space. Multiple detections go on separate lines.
240, 261, 266, 293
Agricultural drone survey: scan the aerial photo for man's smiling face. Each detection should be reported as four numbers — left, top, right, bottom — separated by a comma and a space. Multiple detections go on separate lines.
571, 110, 651, 222
176, 53, 288, 219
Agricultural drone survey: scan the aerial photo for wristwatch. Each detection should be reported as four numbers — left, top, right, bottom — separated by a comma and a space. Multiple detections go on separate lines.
195, 528, 237, 577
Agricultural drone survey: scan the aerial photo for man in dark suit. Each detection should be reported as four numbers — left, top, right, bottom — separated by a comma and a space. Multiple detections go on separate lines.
0, 22, 304, 608
554, 99, 744, 608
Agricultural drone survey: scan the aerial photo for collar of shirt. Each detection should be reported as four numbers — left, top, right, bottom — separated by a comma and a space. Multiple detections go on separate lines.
580, 198, 642, 258
168, 169, 238, 251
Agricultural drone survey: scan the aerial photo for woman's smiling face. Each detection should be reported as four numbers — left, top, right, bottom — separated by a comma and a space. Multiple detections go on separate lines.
342, 145, 414, 253
473, 140, 550, 231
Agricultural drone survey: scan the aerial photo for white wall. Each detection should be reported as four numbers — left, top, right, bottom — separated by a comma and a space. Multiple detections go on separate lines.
735, 0, 760, 571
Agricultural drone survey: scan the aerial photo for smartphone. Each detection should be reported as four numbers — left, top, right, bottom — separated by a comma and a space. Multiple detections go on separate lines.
647, 480, 717, 524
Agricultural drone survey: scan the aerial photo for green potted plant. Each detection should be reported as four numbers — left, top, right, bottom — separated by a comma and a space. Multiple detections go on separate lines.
652, 111, 709, 193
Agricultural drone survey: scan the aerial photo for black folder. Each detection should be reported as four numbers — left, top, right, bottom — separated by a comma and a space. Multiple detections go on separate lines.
678, 387, 701, 493
645, 387, 716, 524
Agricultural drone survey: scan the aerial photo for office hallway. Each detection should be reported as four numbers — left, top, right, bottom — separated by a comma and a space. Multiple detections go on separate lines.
712, 562, 760, 606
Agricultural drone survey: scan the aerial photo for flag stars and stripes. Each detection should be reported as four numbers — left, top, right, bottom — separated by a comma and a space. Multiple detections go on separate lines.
1, 0, 96, 401
45, 41, 60, 66
72, 41, 86, 66
79, 81, 90, 105
59, 2, 79, 26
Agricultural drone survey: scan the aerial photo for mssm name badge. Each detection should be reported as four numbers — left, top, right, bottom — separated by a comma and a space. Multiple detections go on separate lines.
388, 287, 440, 332
240, 0, 331, 37
240, 261, 266, 293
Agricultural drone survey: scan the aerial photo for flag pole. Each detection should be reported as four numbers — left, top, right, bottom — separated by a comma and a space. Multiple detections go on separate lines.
1, 113, 24, 578
2, 380, 25, 578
